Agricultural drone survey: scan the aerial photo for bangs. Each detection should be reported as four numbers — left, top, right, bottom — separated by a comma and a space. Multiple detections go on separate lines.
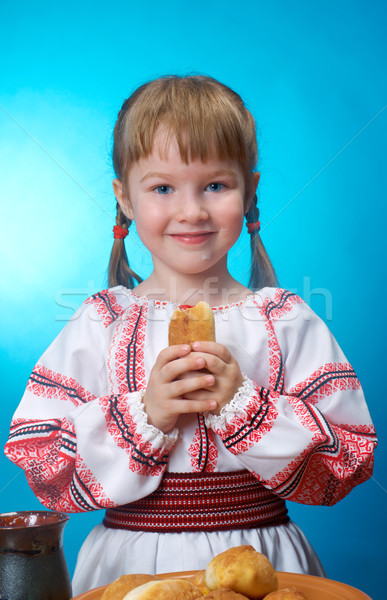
116, 76, 258, 179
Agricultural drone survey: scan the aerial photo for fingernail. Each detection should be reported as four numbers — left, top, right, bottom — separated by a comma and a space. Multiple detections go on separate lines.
192, 342, 199, 350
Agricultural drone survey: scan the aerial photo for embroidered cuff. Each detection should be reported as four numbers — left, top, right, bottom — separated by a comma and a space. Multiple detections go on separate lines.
129, 390, 179, 450
204, 375, 257, 430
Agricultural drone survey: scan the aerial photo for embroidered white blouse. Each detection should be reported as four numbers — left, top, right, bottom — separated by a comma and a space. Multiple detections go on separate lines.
5, 286, 377, 593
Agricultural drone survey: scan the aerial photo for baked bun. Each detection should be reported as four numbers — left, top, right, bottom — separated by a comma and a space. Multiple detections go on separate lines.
205, 589, 250, 599
101, 574, 159, 600
186, 570, 210, 595
122, 578, 203, 600
263, 588, 308, 600
168, 302, 215, 346
205, 545, 278, 600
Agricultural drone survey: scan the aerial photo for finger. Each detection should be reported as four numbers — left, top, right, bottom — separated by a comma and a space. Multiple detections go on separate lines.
163, 354, 208, 382
170, 372, 215, 398
168, 397, 217, 415
183, 388, 216, 402
191, 341, 232, 363
189, 351, 226, 376
178, 370, 217, 388
156, 344, 191, 369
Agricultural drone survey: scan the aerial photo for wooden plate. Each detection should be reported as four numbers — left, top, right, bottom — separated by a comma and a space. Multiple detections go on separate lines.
72, 570, 372, 600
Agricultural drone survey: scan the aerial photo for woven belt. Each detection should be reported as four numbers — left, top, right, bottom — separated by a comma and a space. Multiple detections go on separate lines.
103, 471, 289, 533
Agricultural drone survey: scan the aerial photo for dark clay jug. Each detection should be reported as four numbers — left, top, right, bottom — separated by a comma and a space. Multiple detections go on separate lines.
0, 510, 72, 600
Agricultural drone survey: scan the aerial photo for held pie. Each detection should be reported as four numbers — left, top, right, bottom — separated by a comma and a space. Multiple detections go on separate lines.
168, 301, 215, 346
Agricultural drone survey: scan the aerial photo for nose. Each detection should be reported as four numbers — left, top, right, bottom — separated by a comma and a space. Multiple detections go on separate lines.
176, 190, 209, 223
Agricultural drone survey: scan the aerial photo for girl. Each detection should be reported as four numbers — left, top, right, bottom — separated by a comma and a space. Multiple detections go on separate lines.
5, 75, 377, 595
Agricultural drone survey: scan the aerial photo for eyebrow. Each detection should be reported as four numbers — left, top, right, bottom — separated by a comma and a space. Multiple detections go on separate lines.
140, 171, 171, 183
205, 169, 240, 179
139, 168, 240, 183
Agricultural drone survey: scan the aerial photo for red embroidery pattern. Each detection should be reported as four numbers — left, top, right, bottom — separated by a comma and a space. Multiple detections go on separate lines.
265, 318, 283, 393
212, 298, 248, 314
6, 417, 76, 471
98, 394, 170, 477
6, 416, 115, 512
274, 427, 376, 506
85, 289, 124, 327
67, 455, 116, 511
288, 362, 361, 405
103, 471, 289, 532
263, 434, 322, 496
253, 297, 284, 393
261, 406, 376, 505
252, 290, 303, 393
212, 388, 278, 455
112, 303, 147, 396
102, 302, 164, 475
188, 414, 218, 472
27, 364, 96, 407
262, 289, 304, 321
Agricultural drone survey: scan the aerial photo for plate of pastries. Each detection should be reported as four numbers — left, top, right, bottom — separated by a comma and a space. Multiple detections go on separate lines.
72, 544, 371, 600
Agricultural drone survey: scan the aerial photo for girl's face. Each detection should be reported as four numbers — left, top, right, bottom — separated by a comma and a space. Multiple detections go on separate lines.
114, 129, 258, 287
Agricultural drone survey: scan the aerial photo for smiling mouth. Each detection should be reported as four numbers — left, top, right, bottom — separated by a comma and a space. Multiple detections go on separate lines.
168, 232, 214, 245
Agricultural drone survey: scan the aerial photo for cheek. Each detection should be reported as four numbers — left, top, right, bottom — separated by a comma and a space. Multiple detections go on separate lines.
217, 202, 245, 233
133, 203, 168, 240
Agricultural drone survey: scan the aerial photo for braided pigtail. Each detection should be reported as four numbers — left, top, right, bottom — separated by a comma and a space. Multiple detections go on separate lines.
246, 195, 278, 290
108, 202, 142, 289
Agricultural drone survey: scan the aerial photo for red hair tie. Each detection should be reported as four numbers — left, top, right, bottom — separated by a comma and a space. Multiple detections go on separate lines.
246, 221, 261, 234
113, 225, 129, 239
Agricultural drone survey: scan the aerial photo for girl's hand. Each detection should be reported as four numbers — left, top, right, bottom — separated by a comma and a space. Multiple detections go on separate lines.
143, 344, 217, 433
183, 341, 244, 415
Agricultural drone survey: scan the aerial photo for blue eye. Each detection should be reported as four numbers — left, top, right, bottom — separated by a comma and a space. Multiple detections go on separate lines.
206, 182, 224, 192
154, 185, 172, 194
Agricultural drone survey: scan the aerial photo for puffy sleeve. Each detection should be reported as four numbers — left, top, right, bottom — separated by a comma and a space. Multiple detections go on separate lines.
4, 292, 178, 513
205, 290, 377, 506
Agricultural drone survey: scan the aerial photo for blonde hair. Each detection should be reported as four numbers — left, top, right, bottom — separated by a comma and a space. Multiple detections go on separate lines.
108, 75, 277, 290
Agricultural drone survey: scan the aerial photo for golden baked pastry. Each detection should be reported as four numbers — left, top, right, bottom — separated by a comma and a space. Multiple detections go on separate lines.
122, 578, 204, 600
263, 588, 308, 600
186, 570, 210, 595
168, 301, 215, 346
205, 545, 278, 600
101, 574, 159, 600
205, 589, 250, 599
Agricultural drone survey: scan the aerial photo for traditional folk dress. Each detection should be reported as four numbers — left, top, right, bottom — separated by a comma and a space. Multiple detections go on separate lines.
5, 287, 377, 595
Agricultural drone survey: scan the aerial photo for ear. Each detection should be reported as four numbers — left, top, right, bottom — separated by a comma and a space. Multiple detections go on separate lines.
113, 178, 134, 220
245, 171, 261, 214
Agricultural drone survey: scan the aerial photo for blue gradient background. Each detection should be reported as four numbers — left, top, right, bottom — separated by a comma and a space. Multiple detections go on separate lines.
1, 2, 386, 599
